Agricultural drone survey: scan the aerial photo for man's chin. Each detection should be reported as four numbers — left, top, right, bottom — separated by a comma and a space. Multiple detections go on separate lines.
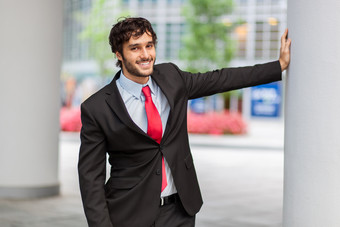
137, 73, 151, 78
137, 68, 154, 77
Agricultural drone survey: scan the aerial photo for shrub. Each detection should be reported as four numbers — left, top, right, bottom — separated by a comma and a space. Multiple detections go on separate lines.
60, 107, 82, 132
187, 111, 247, 135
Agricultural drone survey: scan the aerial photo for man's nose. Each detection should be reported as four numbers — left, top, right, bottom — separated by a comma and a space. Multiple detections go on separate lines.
140, 48, 148, 59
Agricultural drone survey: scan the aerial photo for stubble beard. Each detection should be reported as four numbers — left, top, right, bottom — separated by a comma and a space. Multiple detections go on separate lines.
122, 56, 156, 78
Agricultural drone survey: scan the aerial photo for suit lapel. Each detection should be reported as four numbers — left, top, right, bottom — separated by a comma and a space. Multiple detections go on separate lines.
151, 67, 175, 141
104, 71, 146, 136
151, 68, 175, 111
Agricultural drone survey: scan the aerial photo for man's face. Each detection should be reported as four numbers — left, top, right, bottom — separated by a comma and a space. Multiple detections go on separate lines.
116, 32, 156, 84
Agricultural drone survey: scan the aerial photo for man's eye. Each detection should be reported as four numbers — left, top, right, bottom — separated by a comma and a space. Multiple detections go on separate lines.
131, 47, 137, 51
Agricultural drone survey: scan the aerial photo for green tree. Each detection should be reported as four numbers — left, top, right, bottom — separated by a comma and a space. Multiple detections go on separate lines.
181, 0, 244, 112
180, 0, 235, 73
78, 0, 130, 77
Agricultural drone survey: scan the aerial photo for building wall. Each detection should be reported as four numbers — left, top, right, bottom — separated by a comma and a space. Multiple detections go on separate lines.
63, 0, 287, 66
62, 0, 287, 118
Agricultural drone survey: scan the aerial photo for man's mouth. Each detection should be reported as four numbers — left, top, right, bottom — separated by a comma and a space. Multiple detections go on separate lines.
137, 59, 153, 68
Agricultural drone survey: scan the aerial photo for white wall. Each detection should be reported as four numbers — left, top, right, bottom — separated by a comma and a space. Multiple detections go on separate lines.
283, 0, 340, 226
0, 1, 63, 198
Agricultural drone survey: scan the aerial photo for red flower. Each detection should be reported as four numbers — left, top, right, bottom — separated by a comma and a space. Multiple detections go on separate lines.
60, 107, 82, 132
59, 107, 248, 135
187, 111, 247, 135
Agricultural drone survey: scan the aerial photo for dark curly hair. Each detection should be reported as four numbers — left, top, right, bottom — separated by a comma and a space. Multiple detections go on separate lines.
109, 17, 157, 68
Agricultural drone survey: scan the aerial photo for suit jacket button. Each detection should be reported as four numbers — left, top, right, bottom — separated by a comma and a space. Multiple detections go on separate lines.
156, 169, 161, 175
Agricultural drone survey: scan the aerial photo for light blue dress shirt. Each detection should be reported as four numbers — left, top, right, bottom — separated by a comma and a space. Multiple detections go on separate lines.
116, 72, 177, 197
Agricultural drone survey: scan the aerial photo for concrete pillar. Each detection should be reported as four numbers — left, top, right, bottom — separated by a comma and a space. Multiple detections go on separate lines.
0, 1, 62, 198
283, 0, 340, 226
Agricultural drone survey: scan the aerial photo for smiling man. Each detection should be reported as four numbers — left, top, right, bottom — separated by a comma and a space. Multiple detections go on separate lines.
78, 17, 291, 227
115, 31, 156, 83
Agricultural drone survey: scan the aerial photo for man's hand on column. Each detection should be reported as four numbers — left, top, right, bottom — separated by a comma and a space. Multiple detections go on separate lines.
279, 28, 292, 72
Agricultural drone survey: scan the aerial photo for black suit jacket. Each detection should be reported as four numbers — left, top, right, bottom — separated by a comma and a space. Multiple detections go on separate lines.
78, 61, 282, 227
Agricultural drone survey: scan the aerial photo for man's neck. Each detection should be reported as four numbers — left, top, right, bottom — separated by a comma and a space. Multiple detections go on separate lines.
121, 69, 149, 85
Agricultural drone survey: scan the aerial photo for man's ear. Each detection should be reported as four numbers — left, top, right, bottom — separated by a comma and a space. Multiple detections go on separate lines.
116, 52, 123, 61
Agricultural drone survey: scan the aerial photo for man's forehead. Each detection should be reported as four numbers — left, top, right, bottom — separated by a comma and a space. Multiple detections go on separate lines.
126, 32, 153, 45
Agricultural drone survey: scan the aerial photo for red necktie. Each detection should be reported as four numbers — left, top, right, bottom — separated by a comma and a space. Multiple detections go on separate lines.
142, 86, 167, 192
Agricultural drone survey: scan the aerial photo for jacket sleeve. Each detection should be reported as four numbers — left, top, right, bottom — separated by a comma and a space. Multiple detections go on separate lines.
175, 60, 282, 99
78, 103, 113, 227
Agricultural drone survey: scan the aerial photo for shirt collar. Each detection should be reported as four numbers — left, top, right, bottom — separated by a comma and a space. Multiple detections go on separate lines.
145, 77, 157, 96
118, 71, 156, 99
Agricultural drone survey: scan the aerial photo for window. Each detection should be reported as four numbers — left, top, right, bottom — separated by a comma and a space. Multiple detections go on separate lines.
167, 0, 185, 3
255, 21, 264, 58
235, 24, 248, 59
139, 0, 157, 3
256, 0, 265, 5
63, 0, 92, 61
269, 24, 279, 58
254, 19, 280, 59
165, 23, 186, 60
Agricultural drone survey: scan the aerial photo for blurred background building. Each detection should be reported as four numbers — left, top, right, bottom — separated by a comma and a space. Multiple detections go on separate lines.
61, 0, 287, 123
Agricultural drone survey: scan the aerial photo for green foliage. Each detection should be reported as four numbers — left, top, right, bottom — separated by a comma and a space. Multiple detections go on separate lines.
78, 0, 130, 77
181, 0, 235, 73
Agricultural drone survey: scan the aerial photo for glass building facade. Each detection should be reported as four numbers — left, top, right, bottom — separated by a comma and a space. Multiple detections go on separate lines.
62, 0, 287, 118
63, 0, 287, 67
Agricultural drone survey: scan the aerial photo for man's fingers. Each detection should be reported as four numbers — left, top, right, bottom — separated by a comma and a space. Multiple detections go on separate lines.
286, 38, 292, 50
283, 38, 292, 53
281, 28, 288, 48
279, 29, 291, 71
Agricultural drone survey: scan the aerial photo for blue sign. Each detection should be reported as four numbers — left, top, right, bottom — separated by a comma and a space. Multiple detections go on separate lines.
189, 97, 206, 114
251, 82, 281, 117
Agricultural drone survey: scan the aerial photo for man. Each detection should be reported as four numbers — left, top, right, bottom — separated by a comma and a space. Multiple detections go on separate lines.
78, 17, 291, 227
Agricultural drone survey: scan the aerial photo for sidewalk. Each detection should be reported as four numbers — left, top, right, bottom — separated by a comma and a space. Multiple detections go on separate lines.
190, 119, 284, 150
0, 119, 284, 227
191, 119, 284, 227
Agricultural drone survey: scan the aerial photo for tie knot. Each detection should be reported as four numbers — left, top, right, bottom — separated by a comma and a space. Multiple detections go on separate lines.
142, 85, 152, 98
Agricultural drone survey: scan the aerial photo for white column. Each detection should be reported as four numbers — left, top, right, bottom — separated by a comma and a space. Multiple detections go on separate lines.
283, 0, 340, 226
0, 1, 62, 198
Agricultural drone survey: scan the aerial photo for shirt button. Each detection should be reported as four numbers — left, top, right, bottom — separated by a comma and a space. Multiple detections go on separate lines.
156, 169, 161, 175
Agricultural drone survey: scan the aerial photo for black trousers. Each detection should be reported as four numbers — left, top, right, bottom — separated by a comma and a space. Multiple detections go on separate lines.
151, 197, 196, 227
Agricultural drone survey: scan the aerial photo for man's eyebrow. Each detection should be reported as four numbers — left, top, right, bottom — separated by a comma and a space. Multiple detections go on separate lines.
127, 41, 154, 48
128, 43, 139, 48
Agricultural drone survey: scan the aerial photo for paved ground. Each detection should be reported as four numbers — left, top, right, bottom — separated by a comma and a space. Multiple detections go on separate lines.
0, 120, 284, 227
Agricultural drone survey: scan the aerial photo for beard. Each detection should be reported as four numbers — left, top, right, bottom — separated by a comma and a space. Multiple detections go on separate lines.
122, 56, 156, 78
